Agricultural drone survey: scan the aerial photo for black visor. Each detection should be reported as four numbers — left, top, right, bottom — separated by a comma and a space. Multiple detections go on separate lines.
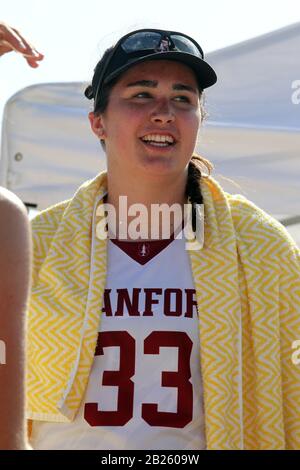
87, 29, 217, 108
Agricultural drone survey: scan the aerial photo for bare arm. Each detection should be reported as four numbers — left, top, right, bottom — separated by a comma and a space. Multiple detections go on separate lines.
0, 188, 32, 449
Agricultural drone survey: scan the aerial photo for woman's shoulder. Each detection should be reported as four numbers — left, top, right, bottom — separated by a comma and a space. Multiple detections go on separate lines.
29, 198, 72, 285
0, 187, 28, 219
226, 192, 299, 254
0, 188, 31, 293
30, 198, 71, 250
0, 187, 29, 250
30, 198, 71, 234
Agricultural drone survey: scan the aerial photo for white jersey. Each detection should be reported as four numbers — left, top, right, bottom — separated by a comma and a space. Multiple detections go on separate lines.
31, 229, 206, 450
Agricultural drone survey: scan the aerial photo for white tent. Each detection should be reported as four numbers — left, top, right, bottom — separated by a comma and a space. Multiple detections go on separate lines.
200, 21, 300, 221
1, 22, 299, 240
0, 81, 104, 210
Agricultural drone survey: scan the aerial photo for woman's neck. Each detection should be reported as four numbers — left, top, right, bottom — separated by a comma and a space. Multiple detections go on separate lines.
104, 173, 188, 241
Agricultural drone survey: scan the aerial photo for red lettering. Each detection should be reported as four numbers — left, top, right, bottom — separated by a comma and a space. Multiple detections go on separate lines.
164, 288, 182, 316
142, 331, 193, 428
184, 289, 198, 318
142, 288, 162, 316
102, 288, 198, 318
85, 331, 135, 426
115, 288, 141, 316
85, 331, 193, 428
102, 289, 112, 316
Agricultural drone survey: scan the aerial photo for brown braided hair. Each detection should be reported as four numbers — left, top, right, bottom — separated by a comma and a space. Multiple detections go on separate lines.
186, 155, 213, 231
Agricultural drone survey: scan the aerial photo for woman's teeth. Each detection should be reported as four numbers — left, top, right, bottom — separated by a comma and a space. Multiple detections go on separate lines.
145, 141, 170, 146
141, 134, 175, 147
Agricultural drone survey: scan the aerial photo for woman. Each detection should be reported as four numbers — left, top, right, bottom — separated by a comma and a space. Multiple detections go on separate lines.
26, 29, 300, 450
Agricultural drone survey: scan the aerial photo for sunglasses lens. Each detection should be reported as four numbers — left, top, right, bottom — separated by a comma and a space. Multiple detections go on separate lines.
171, 35, 203, 58
121, 32, 162, 52
121, 31, 202, 58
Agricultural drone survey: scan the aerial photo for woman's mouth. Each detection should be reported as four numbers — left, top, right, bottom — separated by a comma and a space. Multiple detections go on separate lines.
140, 134, 176, 148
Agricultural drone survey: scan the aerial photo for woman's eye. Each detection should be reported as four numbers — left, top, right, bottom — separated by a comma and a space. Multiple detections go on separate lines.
134, 92, 151, 98
174, 95, 190, 103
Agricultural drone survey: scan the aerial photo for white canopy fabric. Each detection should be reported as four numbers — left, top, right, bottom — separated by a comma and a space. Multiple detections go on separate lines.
0, 82, 105, 210
199, 21, 300, 221
1, 22, 299, 240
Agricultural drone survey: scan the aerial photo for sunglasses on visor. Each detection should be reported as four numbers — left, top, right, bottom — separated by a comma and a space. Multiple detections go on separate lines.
90, 29, 208, 108
118, 30, 204, 58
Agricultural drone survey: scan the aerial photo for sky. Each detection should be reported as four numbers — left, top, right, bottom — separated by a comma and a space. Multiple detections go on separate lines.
1, 0, 300, 126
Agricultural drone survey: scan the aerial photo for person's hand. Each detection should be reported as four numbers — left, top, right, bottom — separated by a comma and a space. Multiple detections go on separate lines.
0, 22, 44, 68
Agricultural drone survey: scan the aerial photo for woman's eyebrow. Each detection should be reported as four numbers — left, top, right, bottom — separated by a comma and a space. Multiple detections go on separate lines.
126, 80, 157, 88
173, 83, 197, 94
125, 80, 197, 94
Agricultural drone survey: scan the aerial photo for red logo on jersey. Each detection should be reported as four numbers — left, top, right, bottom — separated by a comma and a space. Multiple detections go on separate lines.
138, 243, 150, 257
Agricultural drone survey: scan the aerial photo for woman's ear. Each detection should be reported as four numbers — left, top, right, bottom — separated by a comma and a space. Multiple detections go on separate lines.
88, 112, 107, 139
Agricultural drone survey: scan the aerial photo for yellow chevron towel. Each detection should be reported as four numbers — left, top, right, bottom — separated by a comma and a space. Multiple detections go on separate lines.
27, 171, 300, 449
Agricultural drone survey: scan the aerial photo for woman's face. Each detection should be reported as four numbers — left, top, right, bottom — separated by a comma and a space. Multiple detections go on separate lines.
89, 59, 201, 182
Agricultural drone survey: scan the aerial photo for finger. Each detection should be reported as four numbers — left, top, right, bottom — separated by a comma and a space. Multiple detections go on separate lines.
11, 27, 43, 59
22, 49, 44, 60
0, 38, 43, 65
0, 40, 15, 56
0, 24, 27, 53
25, 56, 40, 68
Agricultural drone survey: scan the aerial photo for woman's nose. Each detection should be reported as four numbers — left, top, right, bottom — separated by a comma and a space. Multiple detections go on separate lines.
150, 99, 175, 124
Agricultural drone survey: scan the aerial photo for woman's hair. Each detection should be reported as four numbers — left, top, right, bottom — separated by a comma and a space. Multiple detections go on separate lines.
85, 46, 214, 232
